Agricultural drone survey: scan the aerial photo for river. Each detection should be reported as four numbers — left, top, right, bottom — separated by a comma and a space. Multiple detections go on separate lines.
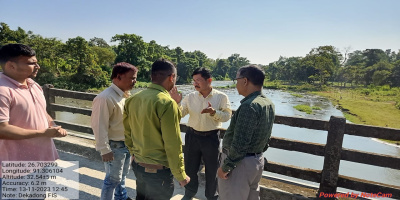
55, 81, 400, 190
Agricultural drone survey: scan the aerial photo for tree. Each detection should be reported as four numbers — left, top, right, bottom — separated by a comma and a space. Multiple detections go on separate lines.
227, 54, 250, 81
304, 46, 342, 85
177, 57, 199, 83
0, 22, 28, 45
92, 46, 116, 67
89, 37, 110, 48
390, 60, 400, 87
111, 34, 149, 80
370, 61, 393, 86
64, 36, 109, 90
363, 49, 389, 67
213, 59, 229, 80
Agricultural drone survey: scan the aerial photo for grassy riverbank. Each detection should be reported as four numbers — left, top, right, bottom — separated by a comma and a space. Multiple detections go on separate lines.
313, 87, 400, 145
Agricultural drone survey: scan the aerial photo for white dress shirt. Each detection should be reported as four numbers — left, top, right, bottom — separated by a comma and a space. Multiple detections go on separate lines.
91, 83, 129, 155
181, 88, 231, 131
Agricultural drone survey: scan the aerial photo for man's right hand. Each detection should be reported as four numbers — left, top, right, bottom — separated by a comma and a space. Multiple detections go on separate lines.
169, 86, 182, 104
102, 152, 114, 162
179, 176, 190, 187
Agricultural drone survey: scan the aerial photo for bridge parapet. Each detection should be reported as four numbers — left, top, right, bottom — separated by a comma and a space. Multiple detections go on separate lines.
43, 85, 400, 199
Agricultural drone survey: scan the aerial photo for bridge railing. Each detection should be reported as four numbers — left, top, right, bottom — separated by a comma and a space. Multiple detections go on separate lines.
43, 85, 400, 199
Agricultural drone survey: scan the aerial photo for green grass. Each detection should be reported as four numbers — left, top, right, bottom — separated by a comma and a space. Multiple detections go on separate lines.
293, 105, 312, 114
312, 106, 321, 110
314, 86, 400, 144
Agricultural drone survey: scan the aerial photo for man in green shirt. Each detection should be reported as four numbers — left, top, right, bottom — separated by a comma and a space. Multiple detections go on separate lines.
217, 65, 275, 200
124, 59, 190, 200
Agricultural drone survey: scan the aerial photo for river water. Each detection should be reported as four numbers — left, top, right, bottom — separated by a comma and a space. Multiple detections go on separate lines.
55, 81, 400, 189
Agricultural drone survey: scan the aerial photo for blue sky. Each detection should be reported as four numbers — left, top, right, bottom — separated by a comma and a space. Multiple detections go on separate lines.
1, 0, 399, 65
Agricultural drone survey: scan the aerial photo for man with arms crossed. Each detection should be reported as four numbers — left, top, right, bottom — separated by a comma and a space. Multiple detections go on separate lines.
171, 67, 231, 200
124, 59, 190, 200
217, 65, 275, 200
91, 62, 138, 200
0, 44, 67, 195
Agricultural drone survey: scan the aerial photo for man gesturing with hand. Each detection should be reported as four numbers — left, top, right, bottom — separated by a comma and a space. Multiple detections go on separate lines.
171, 67, 231, 200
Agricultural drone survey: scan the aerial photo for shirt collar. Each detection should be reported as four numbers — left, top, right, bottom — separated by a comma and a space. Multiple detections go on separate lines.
240, 91, 262, 103
148, 83, 169, 94
0, 72, 34, 89
110, 83, 127, 97
196, 87, 214, 98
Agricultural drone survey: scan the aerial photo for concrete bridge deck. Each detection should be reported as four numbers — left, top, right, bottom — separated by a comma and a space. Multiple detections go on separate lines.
58, 150, 205, 200
52, 134, 375, 200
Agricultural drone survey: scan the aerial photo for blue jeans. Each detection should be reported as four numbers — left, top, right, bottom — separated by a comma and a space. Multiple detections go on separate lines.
131, 159, 174, 200
101, 141, 131, 200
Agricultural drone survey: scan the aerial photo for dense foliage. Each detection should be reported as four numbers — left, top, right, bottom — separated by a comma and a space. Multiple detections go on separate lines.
1, 22, 399, 91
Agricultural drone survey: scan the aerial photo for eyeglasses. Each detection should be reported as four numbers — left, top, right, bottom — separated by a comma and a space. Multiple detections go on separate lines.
192, 78, 205, 84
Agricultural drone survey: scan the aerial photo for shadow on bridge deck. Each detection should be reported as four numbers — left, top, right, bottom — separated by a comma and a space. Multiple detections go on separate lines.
58, 150, 206, 200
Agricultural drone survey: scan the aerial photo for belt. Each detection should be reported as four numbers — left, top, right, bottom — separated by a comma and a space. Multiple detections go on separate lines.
134, 158, 167, 170
191, 128, 219, 136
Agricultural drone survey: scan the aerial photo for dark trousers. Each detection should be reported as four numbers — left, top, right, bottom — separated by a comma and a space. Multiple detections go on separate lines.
184, 127, 220, 200
131, 160, 174, 200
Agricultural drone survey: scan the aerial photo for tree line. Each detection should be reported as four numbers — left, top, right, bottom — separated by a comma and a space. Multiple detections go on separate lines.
1, 22, 399, 91
267, 46, 400, 87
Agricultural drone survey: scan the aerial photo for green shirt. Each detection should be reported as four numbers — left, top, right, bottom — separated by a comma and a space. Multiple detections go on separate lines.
221, 91, 275, 173
123, 83, 187, 181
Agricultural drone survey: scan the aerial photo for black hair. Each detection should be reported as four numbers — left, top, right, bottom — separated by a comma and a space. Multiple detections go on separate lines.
192, 67, 211, 80
110, 62, 138, 80
0, 44, 36, 66
151, 58, 176, 82
237, 65, 265, 86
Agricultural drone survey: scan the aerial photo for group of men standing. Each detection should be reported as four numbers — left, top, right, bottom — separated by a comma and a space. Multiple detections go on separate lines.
91, 57, 275, 200
0, 43, 275, 200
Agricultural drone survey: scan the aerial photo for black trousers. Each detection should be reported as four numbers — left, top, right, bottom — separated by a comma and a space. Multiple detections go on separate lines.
184, 127, 220, 200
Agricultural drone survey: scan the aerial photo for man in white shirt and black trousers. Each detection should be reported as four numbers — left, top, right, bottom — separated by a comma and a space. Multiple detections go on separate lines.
91, 62, 137, 200
170, 67, 232, 200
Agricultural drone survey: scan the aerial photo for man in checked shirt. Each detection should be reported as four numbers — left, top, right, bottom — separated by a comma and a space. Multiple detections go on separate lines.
217, 65, 275, 200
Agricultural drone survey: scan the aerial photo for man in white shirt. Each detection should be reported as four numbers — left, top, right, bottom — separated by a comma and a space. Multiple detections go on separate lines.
91, 62, 137, 200
171, 68, 232, 200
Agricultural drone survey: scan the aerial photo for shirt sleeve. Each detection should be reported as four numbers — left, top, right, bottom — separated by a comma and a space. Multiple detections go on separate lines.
123, 99, 134, 155
161, 101, 187, 181
0, 89, 11, 123
91, 96, 112, 155
222, 104, 259, 173
180, 95, 189, 117
211, 94, 231, 122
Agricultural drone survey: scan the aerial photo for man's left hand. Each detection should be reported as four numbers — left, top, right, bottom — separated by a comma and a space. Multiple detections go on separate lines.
201, 102, 216, 116
217, 167, 229, 179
